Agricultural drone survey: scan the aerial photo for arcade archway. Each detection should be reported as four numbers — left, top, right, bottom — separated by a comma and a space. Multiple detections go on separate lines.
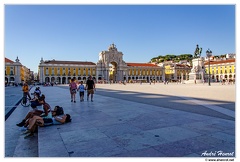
109, 61, 117, 82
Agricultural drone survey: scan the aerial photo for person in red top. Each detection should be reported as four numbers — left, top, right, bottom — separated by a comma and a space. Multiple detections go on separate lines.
69, 78, 77, 103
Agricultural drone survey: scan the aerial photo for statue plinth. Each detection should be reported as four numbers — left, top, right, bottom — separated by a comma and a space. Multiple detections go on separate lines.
186, 58, 205, 84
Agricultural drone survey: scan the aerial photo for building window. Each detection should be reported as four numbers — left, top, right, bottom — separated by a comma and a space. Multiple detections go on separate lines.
9, 67, 14, 75
73, 68, 76, 76
88, 68, 90, 75
52, 68, 54, 75
46, 68, 49, 75
62, 68, 65, 75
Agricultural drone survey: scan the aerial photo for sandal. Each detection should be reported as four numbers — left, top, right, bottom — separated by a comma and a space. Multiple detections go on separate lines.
24, 133, 34, 139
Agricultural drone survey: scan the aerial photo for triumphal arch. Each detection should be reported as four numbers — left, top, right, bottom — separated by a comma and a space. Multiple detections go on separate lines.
96, 43, 128, 82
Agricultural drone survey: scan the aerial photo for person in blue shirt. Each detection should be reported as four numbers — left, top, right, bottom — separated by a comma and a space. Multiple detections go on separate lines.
77, 81, 85, 102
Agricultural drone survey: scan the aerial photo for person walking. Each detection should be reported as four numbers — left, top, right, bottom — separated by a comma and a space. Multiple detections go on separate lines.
85, 76, 95, 102
77, 81, 85, 102
69, 78, 77, 103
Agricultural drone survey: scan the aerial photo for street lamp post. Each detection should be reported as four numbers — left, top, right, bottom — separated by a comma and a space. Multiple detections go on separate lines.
206, 49, 212, 86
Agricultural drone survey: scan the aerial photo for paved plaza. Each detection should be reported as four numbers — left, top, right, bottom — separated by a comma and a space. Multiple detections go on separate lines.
5, 82, 236, 159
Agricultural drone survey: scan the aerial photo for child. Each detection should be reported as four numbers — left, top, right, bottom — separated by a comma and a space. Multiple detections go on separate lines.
77, 81, 85, 102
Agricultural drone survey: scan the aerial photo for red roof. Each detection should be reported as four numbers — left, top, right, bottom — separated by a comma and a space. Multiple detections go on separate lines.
5, 58, 14, 63
204, 59, 235, 65
43, 60, 96, 65
176, 64, 191, 67
126, 63, 158, 67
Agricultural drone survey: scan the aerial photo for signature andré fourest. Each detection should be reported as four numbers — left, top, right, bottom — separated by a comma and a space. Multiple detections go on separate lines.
201, 151, 235, 157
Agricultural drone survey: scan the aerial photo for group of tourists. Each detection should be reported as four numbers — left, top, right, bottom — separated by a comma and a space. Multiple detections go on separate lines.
18, 75, 96, 139
69, 75, 96, 103
17, 75, 95, 138
18, 83, 72, 138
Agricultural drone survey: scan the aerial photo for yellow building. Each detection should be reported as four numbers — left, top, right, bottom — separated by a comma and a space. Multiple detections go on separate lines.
126, 63, 163, 82
204, 58, 235, 82
164, 63, 191, 82
39, 44, 165, 84
95, 44, 164, 83
38, 44, 235, 84
38, 59, 96, 84
163, 58, 235, 83
5, 57, 32, 85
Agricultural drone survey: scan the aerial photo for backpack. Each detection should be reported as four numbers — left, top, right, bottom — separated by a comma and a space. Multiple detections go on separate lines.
55, 106, 64, 115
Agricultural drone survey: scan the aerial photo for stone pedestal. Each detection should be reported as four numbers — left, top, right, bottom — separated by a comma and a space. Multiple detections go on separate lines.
186, 58, 205, 84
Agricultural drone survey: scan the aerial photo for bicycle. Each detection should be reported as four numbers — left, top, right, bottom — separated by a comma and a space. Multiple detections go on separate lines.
21, 94, 31, 107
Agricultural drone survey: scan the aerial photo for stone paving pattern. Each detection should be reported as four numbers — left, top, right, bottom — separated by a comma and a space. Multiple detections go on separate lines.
5, 83, 235, 158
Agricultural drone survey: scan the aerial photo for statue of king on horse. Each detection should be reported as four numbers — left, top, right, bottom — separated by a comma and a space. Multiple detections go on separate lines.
194, 44, 202, 58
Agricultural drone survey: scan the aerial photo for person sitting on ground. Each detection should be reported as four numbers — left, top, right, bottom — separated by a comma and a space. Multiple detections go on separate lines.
17, 105, 64, 132
23, 114, 71, 138
34, 86, 41, 97
16, 94, 52, 127
30, 92, 41, 107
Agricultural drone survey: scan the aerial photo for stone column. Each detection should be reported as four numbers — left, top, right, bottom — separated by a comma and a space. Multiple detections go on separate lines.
96, 70, 99, 82
40, 66, 45, 83
14, 64, 21, 84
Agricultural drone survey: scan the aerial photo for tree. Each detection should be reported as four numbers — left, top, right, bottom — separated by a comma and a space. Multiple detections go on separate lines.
150, 54, 193, 63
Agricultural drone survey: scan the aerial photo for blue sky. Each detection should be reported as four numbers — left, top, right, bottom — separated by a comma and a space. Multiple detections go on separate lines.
4, 4, 236, 73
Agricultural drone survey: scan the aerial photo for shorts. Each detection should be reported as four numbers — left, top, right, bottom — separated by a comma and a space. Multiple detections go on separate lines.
71, 89, 76, 94
80, 91, 84, 97
43, 118, 53, 126
87, 89, 94, 95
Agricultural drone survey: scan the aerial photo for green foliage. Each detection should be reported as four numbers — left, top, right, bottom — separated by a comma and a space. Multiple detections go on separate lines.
151, 54, 193, 63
